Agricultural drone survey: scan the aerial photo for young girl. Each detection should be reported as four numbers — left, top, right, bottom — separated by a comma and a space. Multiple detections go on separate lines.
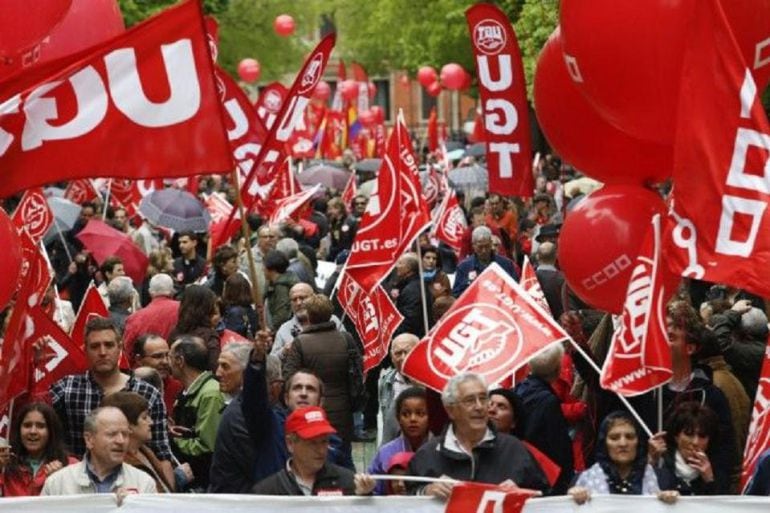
368, 387, 430, 495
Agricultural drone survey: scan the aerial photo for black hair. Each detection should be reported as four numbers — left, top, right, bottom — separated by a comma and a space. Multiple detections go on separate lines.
394, 386, 427, 419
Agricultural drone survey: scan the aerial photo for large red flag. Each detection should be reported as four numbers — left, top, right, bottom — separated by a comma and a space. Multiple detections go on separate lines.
432, 187, 467, 254
70, 282, 109, 344
601, 214, 675, 396
337, 273, 404, 374
0, 0, 233, 198
519, 256, 551, 317
446, 482, 538, 513
29, 305, 88, 396
741, 340, 770, 491
664, 0, 770, 297
12, 187, 53, 243
345, 116, 431, 293
402, 263, 568, 393
465, 4, 533, 197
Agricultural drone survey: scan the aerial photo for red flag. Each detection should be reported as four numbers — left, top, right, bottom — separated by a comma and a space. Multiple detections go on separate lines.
466, 4, 533, 197
601, 214, 675, 396
220, 329, 250, 348
519, 256, 551, 316
0, 0, 233, 198
255, 82, 289, 130
402, 263, 568, 393
345, 116, 431, 293
422, 165, 440, 209
29, 305, 88, 395
741, 340, 770, 491
427, 106, 438, 152
664, 0, 770, 297
205, 192, 239, 251
268, 184, 321, 226
341, 171, 357, 209
373, 121, 387, 158
337, 273, 404, 374
433, 187, 467, 254
12, 187, 53, 242
64, 179, 99, 205
258, 159, 303, 218
19, 230, 53, 305
446, 482, 537, 513
0, 260, 36, 410
70, 283, 109, 344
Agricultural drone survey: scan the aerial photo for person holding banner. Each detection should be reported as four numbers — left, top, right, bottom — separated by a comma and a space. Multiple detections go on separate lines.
407, 373, 549, 498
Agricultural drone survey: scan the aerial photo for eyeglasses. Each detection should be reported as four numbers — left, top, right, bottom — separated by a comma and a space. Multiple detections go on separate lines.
456, 394, 489, 408
354, 202, 367, 206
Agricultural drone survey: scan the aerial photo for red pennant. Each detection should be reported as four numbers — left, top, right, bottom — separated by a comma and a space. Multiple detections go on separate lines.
446, 482, 537, 513
337, 273, 404, 374
268, 184, 321, 226
741, 338, 770, 491
664, 0, 770, 298
466, 4, 533, 197
0, 0, 233, 198
341, 170, 357, 208
403, 263, 568, 393
29, 305, 88, 395
12, 188, 53, 243
601, 214, 675, 396
346, 117, 431, 293
519, 256, 551, 316
70, 283, 109, 344
433, 187, 467, 254
64, 179, 99, 205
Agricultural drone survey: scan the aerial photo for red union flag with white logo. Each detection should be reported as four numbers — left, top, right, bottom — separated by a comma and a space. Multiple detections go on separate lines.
664, 0, 770, 297
12, 187, 53, 242
741, 341, 770, 491
64, 179, 99, 205
465, 4, 533, 197
520, 256, 551, 316
337, 273, 404, 374
432, 187, 467, 253
601, 214, 675, 396
29, 305, 88, 396
346, 116, 431, 293
402, 263, 568, 392
255, 82, 289, 130
446, 483, 537, 513
0, 0, 233, 198
268, 184, 321, 226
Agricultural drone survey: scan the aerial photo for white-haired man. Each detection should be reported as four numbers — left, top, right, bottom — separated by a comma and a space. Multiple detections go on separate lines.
408, 372, 548, 498
122, 273, 180, 357
452, 226, 518, 297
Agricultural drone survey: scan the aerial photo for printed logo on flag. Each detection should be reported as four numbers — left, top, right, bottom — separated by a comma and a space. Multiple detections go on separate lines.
474, 19, 507, 55
17, 189, 52, 241
299, 54, 325, 94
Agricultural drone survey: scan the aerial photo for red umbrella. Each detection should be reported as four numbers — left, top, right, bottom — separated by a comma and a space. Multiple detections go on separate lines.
76, 219, 149, 284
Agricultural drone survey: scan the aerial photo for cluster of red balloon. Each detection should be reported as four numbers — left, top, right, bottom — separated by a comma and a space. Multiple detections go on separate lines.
416, 63, 471, 97
537, 1, 770, 313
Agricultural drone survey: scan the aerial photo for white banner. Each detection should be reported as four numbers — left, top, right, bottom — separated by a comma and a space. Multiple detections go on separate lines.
1, 494, 769, 513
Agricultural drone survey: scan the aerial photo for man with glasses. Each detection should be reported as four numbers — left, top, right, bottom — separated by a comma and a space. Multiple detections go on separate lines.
407, 372, 549, 498
452, 226, 518, 297
131, 333, 183, 413
240, 225, 280, 301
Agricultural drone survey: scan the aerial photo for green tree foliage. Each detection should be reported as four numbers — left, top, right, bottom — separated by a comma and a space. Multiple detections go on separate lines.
118, 0, 229, 27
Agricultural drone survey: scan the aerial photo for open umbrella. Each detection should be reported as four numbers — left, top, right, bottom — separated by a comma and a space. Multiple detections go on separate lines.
44, 196, 82, 244
449, 164, 488, 187
467, 142, 486, 157
444, 141, 464, 151
298, 164, 352, 190
76, 219, 148, 284
353, 158, 382, 173
138, 188, 210, 233
446, 148, 465, 161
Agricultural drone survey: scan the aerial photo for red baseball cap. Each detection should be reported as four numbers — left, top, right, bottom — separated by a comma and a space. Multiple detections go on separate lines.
285, 406, 337, 439
386, 451, 415, 473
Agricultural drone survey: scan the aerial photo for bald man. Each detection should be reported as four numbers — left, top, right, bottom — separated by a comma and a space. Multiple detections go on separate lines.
272, 283, 345, 359
378, 333, 420, 444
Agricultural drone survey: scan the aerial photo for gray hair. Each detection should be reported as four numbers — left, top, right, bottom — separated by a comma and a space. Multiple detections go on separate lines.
399, 252, 420, 274
107, 276, 134, 306
134, 366, 163, 392
276, 238, 299, 259
149, 273, 175, 297
528, 343, 564, 381
536, 242, 557, 264
741, 307, 769, 340
441, 372, 487, 406
266, 354, 282, 383
84, 406, 125, 434
471, 226, 493, 244
221, 342, 252, 369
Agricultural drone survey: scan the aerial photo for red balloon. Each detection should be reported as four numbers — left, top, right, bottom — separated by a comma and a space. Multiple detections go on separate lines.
371, 105, 385, 124
534, 29, 672, 185
359, 109, 375, 127
340, 79, 358, 101
426, 81, 442, 97
237, 58, 260, 83
460, 70, 473, 90
0, 209, 22, 310
38, 0, 124, 64
558, 185, 666, 314
0, 0, 71, 58
274, 14, 295, 37
417, 66, 438, 88
313, 80, 331, 101
560, 1, 770, 144
440, 63, 466, 90
367, 81, 377, 99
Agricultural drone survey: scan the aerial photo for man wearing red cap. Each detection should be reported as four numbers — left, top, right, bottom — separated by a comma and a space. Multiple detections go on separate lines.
251, 406, 375, 496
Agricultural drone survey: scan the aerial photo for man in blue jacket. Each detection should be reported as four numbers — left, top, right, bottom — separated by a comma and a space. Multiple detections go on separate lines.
452, 226, 518, 298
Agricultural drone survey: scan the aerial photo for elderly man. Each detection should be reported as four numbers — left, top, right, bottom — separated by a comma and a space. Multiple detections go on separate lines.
535, 242, 565, 319
408, 372, 548, 498
379, 333, 419, 444
251, 406, 375, 496
131, 333, 183, 412
122, 273, 180, 357
240, 224, 280, 300
169, 335, 225, 491
391, 253, 433, 338
215, 341, 252, 402
41, 406, 155, 496
107, 276, 134, 334
453, 226, 518, 297
272, 283, 344, 359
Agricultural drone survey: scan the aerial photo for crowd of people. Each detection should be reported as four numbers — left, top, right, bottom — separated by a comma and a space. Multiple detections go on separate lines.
0, 150, 769, 504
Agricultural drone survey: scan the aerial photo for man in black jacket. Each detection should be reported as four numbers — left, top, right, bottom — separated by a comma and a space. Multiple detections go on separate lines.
251, 406, 374, 496
391, 252, 433, 338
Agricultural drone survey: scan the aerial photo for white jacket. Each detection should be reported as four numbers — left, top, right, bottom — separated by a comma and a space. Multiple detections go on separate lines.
41, 460, 156, 496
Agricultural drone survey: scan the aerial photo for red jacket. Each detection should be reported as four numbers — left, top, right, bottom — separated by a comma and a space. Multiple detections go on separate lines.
0, 456, 78, 497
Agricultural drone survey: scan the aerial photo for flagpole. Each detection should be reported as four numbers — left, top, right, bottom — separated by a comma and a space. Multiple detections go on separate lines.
415, 238, 431, 337
289, 158, 296, 196
53, 218, 73, 263
102, 179, 112, 220
657, 386, 664, 432
230, 170, 264, 322
567, 338, 654, 437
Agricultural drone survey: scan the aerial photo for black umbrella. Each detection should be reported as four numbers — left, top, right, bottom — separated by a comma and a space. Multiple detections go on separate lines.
138, 188, 210, 233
